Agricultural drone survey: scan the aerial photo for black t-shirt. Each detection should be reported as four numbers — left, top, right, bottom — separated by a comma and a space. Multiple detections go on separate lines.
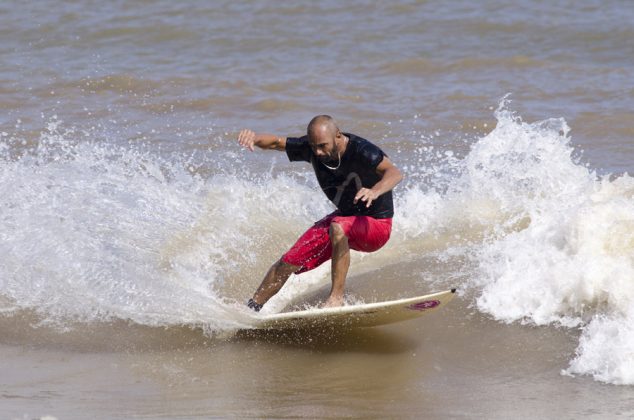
285, 133, 394, 219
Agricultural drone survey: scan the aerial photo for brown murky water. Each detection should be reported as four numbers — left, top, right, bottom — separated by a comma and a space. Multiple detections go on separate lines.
2, 0, 634, 418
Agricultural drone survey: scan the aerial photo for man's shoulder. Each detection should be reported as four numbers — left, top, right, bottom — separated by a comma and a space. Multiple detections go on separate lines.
286, 135, 311, 162
346, 133, 381, 150
346, 133, 385, 163
287, 134, 309, 144
346, 132, 368, 143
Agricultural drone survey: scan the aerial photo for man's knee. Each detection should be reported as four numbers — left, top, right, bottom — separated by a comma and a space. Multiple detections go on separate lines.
329, 222, 348, 244
274, 259, 300, 275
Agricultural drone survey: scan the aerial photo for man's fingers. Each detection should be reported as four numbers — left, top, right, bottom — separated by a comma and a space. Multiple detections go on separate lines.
362, 192, 373, 207
354, 189, 366, 204
237, 129, 255, 151
354, 188, 377, 207
354, 189, 375, 206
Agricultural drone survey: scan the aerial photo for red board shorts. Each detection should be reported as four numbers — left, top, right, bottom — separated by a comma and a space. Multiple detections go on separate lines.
282, 212, 393, 274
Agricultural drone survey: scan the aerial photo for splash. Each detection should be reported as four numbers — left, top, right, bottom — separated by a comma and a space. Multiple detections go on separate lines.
3, 103, 634, 385
0, 119, 330, 331
463, 101, 634, 385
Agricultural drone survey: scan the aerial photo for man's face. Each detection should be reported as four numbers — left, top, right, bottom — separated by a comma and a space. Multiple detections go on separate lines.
308, 128, 338, 163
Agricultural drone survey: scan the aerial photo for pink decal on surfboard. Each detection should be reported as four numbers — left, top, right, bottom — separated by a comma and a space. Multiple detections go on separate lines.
407, 300, 440, 311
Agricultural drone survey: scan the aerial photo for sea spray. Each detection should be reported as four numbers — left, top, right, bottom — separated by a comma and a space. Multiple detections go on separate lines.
565, 308, 634, 384
3, 104, 634, 385
466, 105, 634, 385
0, 119, 331, 329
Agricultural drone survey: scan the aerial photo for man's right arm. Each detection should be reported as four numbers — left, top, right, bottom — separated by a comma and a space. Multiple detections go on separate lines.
237, 129, 287, 152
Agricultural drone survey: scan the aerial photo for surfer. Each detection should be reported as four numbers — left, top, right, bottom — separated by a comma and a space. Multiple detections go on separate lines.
237, 115, 403, 311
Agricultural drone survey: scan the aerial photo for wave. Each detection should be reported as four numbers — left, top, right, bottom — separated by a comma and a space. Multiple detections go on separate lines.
462, 100, 634, 385
1, 100, 633, 385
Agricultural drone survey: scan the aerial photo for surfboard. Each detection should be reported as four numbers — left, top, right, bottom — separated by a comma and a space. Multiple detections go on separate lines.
252, 289, 456, 330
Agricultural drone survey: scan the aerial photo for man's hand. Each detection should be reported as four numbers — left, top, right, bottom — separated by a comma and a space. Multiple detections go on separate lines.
353, 157, 403, 208
236, 130, 286, 151
237, 129, 257, 152
354, 188, 379, 208
354, 157, 403, 208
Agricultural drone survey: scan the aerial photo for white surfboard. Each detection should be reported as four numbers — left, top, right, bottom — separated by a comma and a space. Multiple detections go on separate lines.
252, 289, 456, 330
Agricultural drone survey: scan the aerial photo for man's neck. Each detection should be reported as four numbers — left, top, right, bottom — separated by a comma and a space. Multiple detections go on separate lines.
337, 134, 349, 155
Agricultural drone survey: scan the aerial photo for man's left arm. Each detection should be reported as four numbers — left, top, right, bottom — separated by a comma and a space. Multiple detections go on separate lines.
354, 157, 403, 208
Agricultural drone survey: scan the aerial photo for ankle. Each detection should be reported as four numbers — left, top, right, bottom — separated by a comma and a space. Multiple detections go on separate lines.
247, 298, 263, 312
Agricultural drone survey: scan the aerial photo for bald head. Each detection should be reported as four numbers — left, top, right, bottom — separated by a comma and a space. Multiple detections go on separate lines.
305, 115, 346, 163
307, 115, 339, 140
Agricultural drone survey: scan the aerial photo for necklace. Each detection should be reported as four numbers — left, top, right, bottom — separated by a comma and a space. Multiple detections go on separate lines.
321, 152, 341, 170
321, 136, 347, 171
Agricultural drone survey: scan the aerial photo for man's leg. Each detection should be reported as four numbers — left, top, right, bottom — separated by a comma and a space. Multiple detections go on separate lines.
323, 222, 350, 307
251, 259, 300, 308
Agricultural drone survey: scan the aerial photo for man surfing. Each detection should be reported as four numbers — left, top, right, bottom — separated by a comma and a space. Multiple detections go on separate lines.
237, 115, 403, 311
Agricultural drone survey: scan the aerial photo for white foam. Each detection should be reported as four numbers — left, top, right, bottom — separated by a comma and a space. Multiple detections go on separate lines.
0, 119, 331, 331
565, 309, 634, 384
3, 106, 634, 385
465, 103, 634, 384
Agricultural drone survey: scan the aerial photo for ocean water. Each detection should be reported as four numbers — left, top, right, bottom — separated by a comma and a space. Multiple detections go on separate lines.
2, 0, 634, 418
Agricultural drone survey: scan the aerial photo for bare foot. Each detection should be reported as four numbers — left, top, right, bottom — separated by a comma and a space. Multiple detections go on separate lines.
322, 296, 344, 308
